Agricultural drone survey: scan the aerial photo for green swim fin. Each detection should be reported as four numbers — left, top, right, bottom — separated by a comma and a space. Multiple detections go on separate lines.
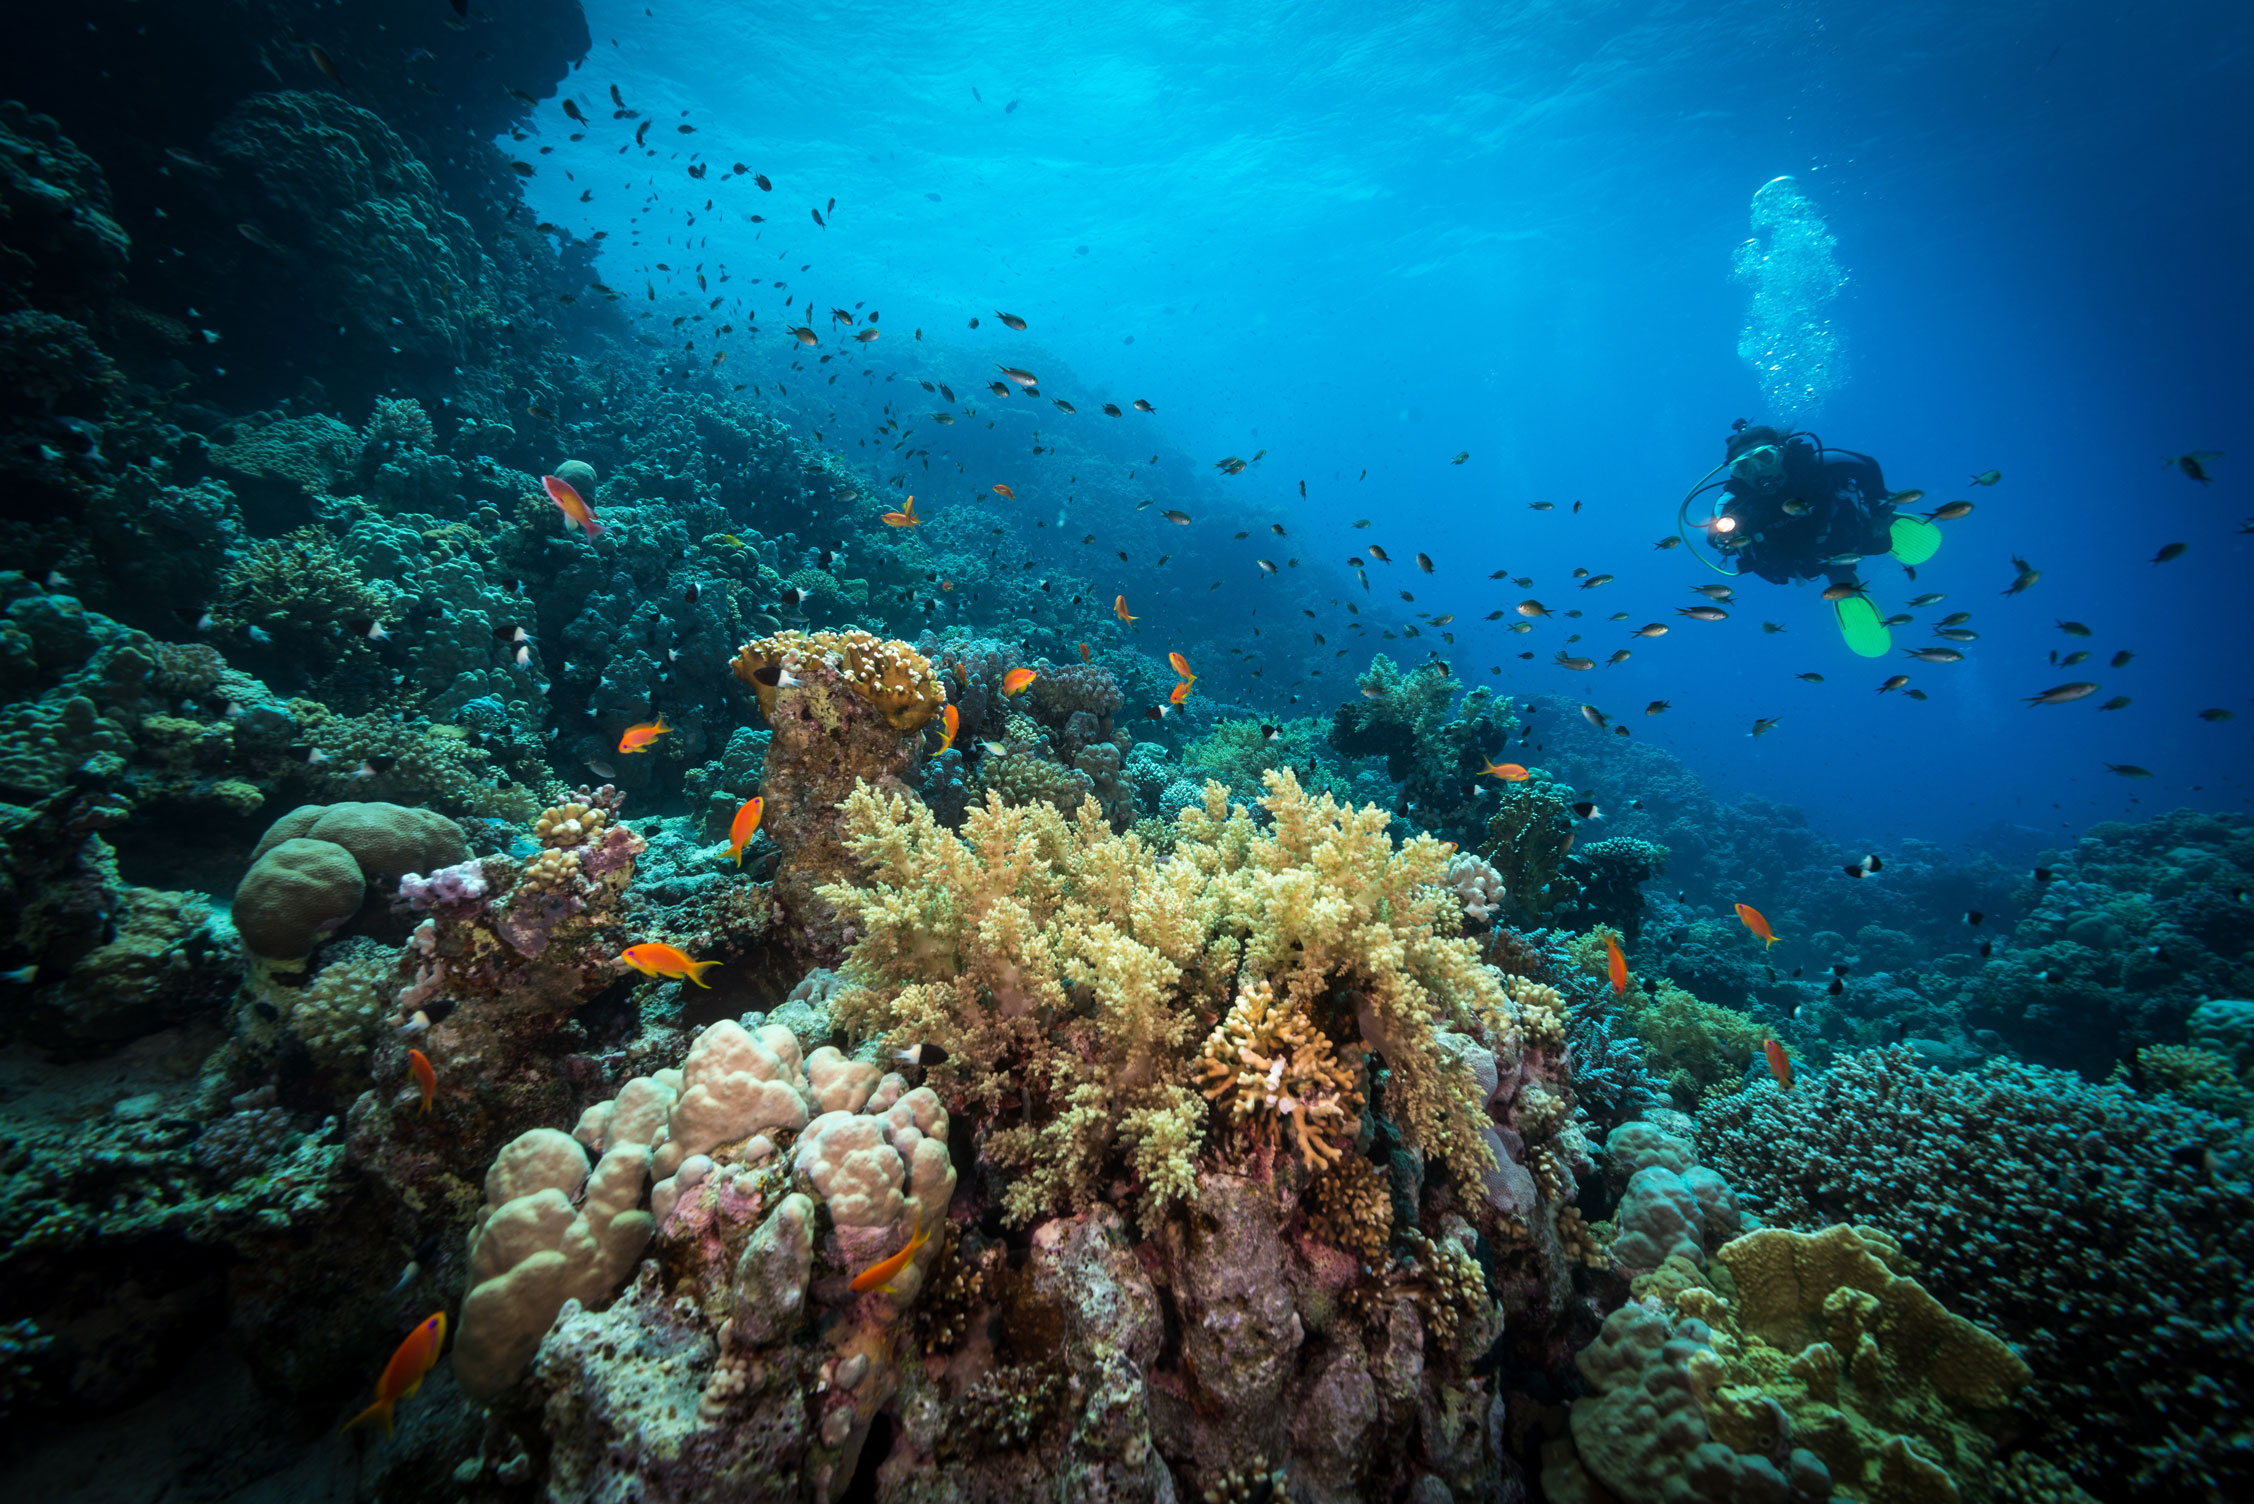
1888, 515, 1943, 566
1833, 594, 1891, 657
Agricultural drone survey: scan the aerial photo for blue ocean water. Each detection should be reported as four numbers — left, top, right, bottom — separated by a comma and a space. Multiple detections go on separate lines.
528, 0, 2252, 846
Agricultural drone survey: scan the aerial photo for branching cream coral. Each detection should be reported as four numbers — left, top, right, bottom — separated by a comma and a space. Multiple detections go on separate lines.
1195, 979, 1363, 1169
819, 769, 1513, 1229
1400, 1229, 1489, 1347
1306, 1153, 1392, 1264
730, 628, 943, 733
535, 800, 609, 849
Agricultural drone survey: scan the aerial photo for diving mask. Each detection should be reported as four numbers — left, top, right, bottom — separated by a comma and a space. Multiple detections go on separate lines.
1730, 443, 1784, 493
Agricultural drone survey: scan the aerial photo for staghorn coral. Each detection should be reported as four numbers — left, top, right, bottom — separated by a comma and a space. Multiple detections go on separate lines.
1304, 1152, 1392, 1264
1397, 1227, 1491, 1350
1699, 1046, 2254, 1497
1196, 978, 1365, 1170
953, 1361, 1068, 1453
2133, 1043, 2248, 1119
1619, 973, 1769, 1105
821, 770, 1518, 1228
213, 527, 390, 666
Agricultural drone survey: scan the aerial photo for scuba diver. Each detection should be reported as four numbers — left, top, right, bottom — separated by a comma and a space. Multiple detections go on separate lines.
1677, 420, 1944, 656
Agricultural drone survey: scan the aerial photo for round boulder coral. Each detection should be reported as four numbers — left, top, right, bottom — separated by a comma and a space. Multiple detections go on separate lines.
234, 801, 468, 958
231, 837, 365, 960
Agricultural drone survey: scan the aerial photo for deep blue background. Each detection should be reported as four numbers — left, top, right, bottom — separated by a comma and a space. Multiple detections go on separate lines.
524, 0, 2251, 847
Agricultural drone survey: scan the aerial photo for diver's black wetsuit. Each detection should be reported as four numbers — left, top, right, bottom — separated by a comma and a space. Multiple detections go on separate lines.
1720, 438, 1893, 584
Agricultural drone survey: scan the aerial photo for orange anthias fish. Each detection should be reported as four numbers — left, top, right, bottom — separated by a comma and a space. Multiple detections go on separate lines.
1077, 641, 1091, 662
407, 1048, 435, 1114
1001, 667, 1037, 695
936, 703, 960, 754
1736, 903, 1777, 949
1481, 759, 1531, 782
1603, 933, 1628, 995
619, 717, 672, 754
1168, 651, 1196, 682
849, 1207, 932, 1294
1169, 679, 1194, 705
621, 942, 722, 987
991, 483, 1015, 499
343, 1313, 446, 1438
881, 496, 921, 527
1114, 595, 1138, 624
542, 475, 604, 541
726, 796, 763, 866
1764, 1038, 1794, 1091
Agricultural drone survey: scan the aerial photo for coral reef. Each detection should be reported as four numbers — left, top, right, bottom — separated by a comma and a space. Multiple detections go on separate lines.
230, 800, 466, 959
730, 629, 938, 960
1964, 810, 2254, 1077
1700, 1046, 2254, 1496
209, 92, 501, 368
821, 770, 1522, 1229
1330, 655, 1518, 842
1543, 1215, 2035, 1504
